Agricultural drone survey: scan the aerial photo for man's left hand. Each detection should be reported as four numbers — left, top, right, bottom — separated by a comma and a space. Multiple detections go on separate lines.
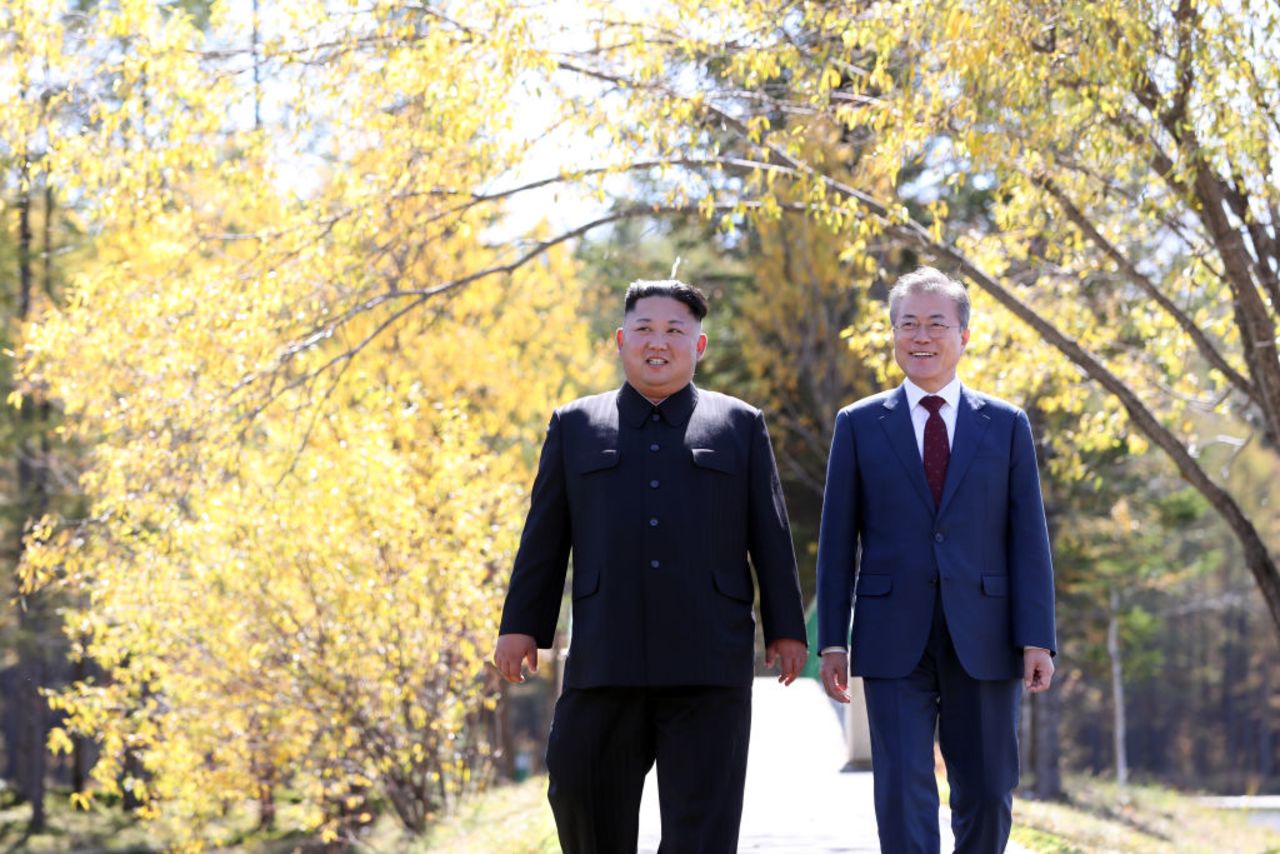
1023, 647, 1054, 693
766, 638, 807, 686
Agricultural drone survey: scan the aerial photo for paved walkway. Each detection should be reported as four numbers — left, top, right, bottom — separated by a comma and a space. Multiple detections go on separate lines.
637, 676, 1033, 853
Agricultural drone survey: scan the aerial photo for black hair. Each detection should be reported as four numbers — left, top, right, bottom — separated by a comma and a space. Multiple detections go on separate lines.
623, 279, 709, 321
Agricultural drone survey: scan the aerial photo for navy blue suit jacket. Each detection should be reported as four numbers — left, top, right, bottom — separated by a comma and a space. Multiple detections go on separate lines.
816, 385, 1056, 680
500, 383, 807, 689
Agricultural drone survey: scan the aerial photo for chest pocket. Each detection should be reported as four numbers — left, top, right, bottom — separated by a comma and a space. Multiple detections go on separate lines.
571, 449, 619, 474
690, 448, 735, 474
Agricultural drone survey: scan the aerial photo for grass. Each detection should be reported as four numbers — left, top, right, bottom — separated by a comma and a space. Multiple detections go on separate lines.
1011, 776, 1280, 854
0, 787, 158, 853
337, 777, 560, 853
411, 776, 558, 854
0, 780, 549, 854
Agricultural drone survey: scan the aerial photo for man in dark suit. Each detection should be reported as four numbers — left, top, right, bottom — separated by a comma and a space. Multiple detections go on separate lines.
816, 267, 1056, 853
494, 279, 808, 854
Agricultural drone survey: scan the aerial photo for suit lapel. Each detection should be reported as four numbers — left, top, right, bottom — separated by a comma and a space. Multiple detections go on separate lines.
938, 388, 990, 516
879, 387, 936, 513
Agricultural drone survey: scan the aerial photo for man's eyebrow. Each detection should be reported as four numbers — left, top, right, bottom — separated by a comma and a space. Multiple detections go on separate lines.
630, 316, 688, 324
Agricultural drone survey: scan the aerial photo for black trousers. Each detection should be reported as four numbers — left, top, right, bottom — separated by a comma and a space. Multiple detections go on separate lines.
545, 684, 752, 854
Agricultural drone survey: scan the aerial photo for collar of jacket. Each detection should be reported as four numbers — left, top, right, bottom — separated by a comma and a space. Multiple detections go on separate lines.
618, 381, 698, 427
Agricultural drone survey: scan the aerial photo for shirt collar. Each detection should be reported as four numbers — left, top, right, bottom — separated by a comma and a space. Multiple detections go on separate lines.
903, 377, 962, 412
618, 381, 698, 427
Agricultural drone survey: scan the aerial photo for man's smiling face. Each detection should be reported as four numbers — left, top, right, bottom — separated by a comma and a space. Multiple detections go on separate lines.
892, 291, 969, 393
616, 296, 707, 401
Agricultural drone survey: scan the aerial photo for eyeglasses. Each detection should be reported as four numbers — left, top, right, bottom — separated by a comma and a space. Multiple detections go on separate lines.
893, 320, 961, 337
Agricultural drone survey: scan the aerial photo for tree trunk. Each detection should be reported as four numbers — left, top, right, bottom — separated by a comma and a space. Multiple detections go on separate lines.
2, 668, 17, 781
71, 667, 90, 794
121, 748, 145, 812
1221, 571, 1246, 788
256, 773, 277, 831
1259, 660, 1275, 783
12, 162, 49, 832
13, 639, 47, 830
1031, 684, 1064, 800
251, 0, 263, 130
494, 679, 515, 781
1107, 587, 1129, 787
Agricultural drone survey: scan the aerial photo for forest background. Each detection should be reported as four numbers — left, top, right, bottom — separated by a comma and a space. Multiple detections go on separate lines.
1, 0, 1279, 849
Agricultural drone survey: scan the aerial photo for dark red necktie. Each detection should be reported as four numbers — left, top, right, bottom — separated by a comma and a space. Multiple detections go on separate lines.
921, 395, 949, 507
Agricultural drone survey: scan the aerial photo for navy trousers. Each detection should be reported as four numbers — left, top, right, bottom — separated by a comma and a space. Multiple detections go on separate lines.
545, 684, 752, 854
863, 594, 1021, 854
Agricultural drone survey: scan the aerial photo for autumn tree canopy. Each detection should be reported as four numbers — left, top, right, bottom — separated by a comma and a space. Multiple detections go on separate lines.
5, 0, 1280, 843
9, 0, 608, 841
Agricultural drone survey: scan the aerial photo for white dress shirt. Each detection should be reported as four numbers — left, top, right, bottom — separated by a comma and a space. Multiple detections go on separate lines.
903, 376, 961, 457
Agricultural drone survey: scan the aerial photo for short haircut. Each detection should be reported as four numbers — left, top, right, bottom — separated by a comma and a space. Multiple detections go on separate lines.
888, 266, 971, 330
624, 279, 708, 321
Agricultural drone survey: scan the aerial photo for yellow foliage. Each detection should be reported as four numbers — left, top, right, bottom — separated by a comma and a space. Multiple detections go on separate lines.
9, 0, 609, 844
10, 0, 1280, 841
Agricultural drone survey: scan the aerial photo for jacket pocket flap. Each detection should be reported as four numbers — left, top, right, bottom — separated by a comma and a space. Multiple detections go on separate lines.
572, 566, 599, 599
712, 571, 754, 602
982, 575, 1008, 597
856, 574, 892, 596
571, 449, 619, 474
691, 448, 736, 474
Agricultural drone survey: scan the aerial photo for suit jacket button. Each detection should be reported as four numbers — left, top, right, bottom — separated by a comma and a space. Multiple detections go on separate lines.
650, 560, 660, 568
934, 532, 944, 543
649, 517, 659, 527
928, 576, 938, 586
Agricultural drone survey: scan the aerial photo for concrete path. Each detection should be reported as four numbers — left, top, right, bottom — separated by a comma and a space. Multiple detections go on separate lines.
637, 676, 1032, 853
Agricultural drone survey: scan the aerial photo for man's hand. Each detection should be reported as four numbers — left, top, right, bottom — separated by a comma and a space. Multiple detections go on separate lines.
1023, 647, 1054, 693
819, 650, 851, 703
765, 638, 807, 686
494, 633, 538, 683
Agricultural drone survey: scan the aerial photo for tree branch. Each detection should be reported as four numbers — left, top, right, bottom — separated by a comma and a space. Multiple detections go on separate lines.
230, 200, 774, 424
1037, 174, 1257, 404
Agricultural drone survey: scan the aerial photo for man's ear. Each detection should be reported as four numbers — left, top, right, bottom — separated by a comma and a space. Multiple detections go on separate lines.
695, 332, 708, 359
616, 328, 625, 351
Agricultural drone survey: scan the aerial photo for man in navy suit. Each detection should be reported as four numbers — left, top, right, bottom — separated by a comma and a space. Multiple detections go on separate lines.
816, 267, 1056, 853
494, 280, 808, 854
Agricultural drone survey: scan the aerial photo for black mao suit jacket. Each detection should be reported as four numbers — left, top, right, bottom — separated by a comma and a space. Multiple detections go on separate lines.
499, 382, 807, 689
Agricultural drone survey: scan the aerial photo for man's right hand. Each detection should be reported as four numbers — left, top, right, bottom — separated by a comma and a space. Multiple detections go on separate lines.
819, 650, 851, 703
494, 633, 538, 683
